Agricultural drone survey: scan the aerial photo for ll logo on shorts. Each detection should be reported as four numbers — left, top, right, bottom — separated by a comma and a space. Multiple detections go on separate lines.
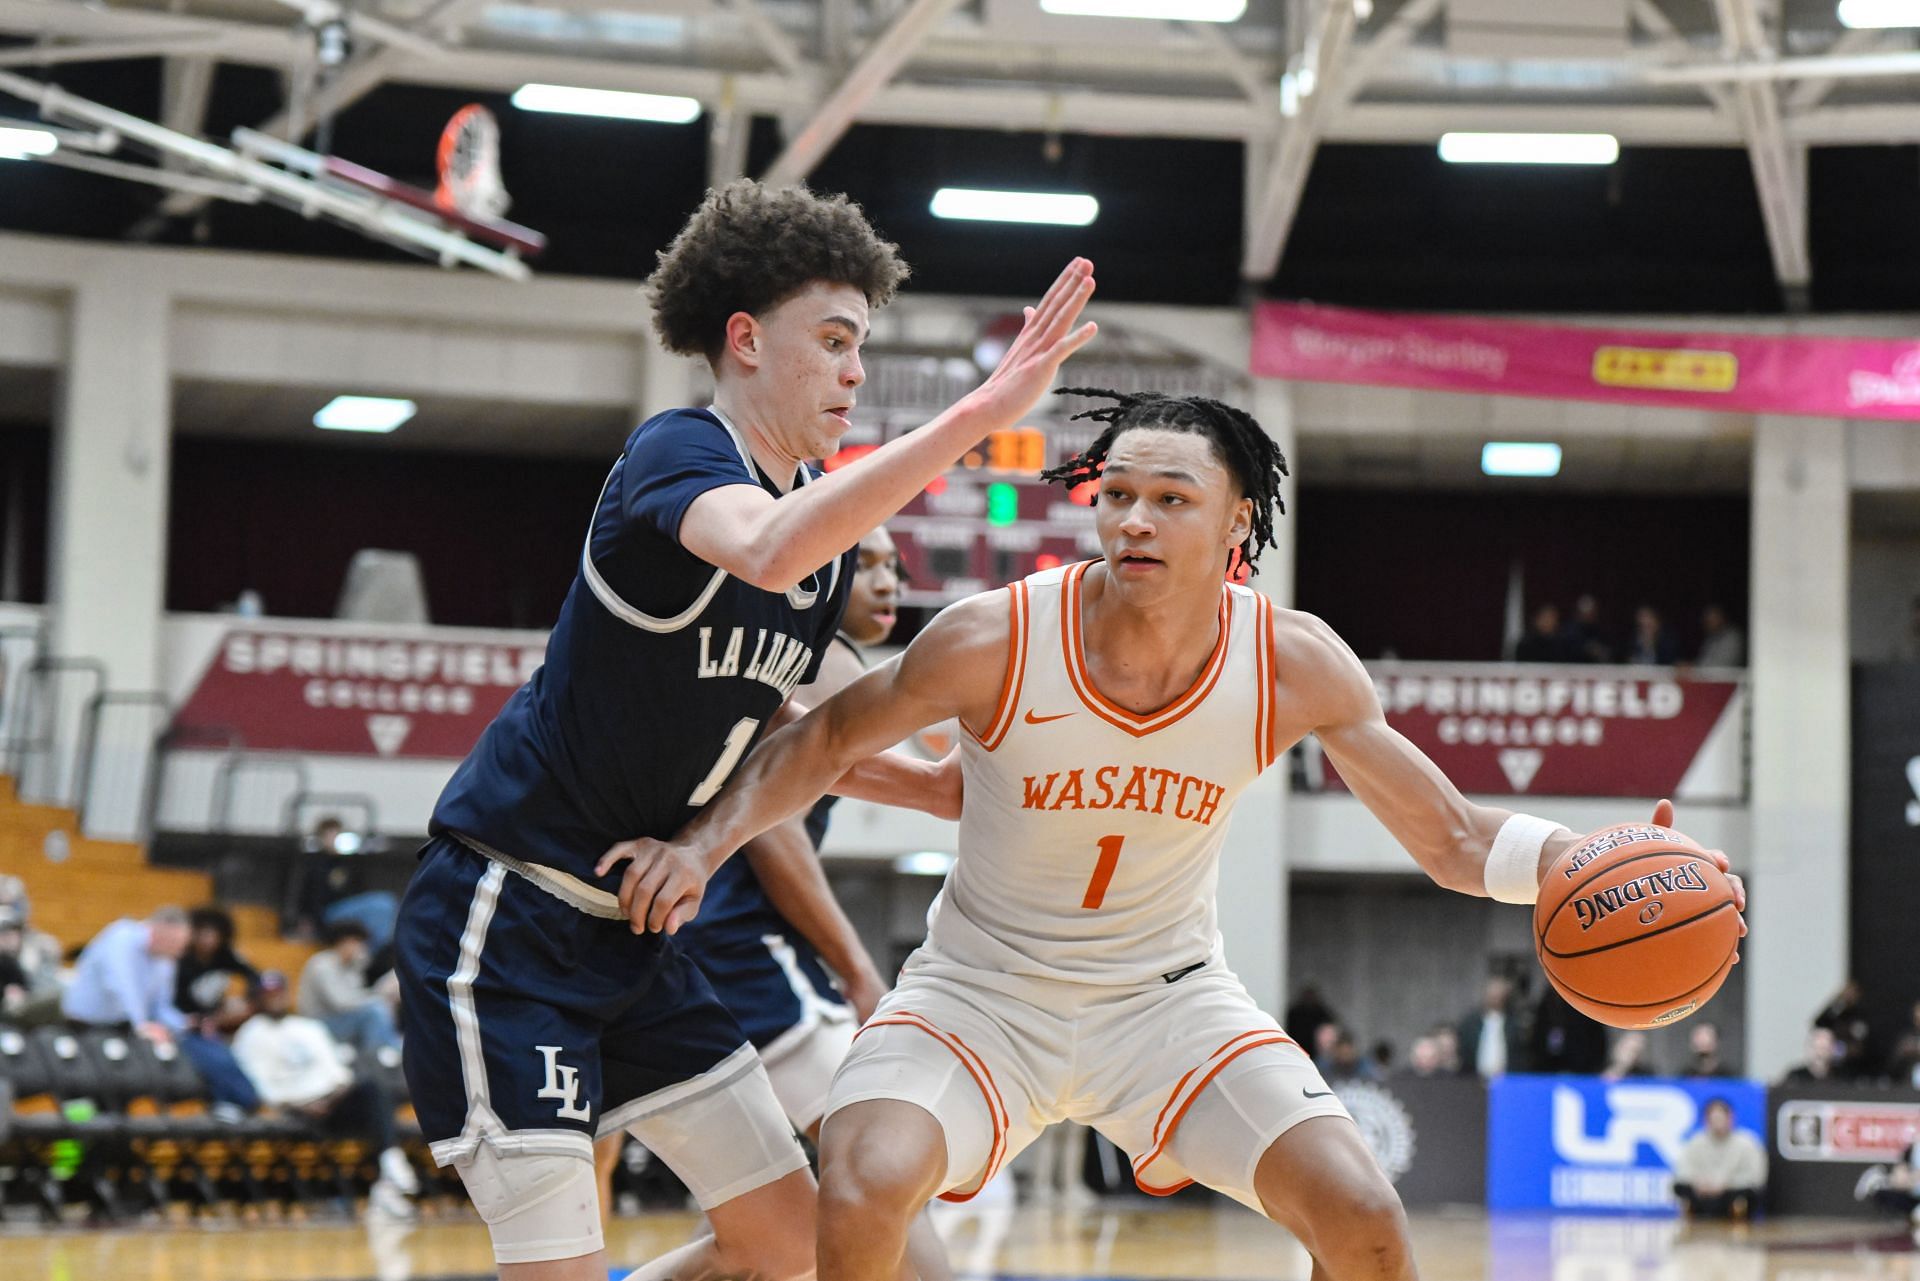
535, 1045, 593, 1121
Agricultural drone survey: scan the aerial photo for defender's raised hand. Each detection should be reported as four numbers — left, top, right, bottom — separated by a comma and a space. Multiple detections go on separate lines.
960, 258, 1099, 433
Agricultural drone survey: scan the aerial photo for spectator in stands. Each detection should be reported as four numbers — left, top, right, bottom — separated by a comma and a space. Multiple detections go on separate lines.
1886, 1001, 1920, 1087
0, 910, 30, 1019
298, 920, 401, 1057
1854, 1140, 1920, 1233
1428, 1023, 1462, 1074
288, 816, 399, 952
175, 906, 257, 1034
1673, 1098, 1766, 1221
64, 905, 261, 1116
1564, 594, 1613, 664
231, 971, 419, 1219
1326, 1027, 1375, 1082
1695, 604, 1747, 668
1516, 604, 1575, 663
1405, 1036, 1444, 1077
1783, 1026, 1842, 1083
1370, 1039, 1395, 1077
1311, 1020, 1342, 1078
0, 875, 62, 1005
1459, 976, 1525, 1078
1601, 1030, 1655, 1081
1284, 983, 1336, 1059
1627, 605, 1679, 666
1531, 985, 1610, 1074
1816, 979, 1876, 1078
1683, 1020, 1735, 1078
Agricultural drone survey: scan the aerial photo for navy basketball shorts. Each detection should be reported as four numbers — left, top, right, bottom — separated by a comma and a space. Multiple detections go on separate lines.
396, 837, 809, 1208
683, 930, 856, 1130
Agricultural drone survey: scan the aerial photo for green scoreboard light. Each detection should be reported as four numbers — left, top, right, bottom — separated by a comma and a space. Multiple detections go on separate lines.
986, 482, 1020, 526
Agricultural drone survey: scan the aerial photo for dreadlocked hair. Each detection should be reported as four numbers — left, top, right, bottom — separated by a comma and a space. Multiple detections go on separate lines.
1039, 388, 1290, 568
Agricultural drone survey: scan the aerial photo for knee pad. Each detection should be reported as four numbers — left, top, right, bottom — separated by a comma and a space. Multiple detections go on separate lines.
457, 1142, 603, 1265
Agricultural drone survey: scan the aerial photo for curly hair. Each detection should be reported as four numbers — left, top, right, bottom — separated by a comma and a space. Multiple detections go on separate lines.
645, 180, 910, 361
1039, 387, 1290, 569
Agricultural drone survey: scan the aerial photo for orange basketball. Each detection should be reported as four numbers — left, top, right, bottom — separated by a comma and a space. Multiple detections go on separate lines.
1533, 823, 1740, 1030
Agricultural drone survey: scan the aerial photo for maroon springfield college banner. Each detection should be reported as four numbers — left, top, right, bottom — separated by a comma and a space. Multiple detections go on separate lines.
1326, 668, 1743, 797
174, 626, 546, 759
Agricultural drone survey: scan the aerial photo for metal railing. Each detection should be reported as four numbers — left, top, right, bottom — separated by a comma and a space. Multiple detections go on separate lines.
74, 690, 171, 841
210, 752, 311, 835
1, 656, 107, 805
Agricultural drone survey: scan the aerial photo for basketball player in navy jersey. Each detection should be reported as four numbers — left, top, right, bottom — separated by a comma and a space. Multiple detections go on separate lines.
599, 388, 1747, 1281
393, 180, 1096, 1281
593, 526, 950, 1277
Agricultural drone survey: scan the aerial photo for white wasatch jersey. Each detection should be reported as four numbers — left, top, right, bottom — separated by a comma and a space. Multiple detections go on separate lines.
925, 560, 1280, 985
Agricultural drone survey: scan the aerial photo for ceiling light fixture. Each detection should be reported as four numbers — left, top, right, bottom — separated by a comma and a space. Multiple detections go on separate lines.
510, 83, 702, 124
1838, 0, 1920, 28
1438, 132, 1620, 165
931, 187, 1099, 226
1481, 442, 1564, 478
1040, 0, 1245, 17
314, 395, 418, 433
0, 126, 57, 160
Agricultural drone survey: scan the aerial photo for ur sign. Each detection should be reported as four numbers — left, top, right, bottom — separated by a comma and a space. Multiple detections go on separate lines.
174, 625, 543, 758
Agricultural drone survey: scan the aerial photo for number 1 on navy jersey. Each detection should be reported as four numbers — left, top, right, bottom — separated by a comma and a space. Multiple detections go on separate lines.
1082, 834, 1124, 909
688, 717, 760, 806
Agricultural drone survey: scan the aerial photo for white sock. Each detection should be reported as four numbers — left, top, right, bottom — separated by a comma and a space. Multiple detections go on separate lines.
379, 1146, 419, 1195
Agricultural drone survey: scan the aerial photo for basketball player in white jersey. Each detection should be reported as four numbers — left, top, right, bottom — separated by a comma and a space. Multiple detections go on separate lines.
599, 388, 1746, 1280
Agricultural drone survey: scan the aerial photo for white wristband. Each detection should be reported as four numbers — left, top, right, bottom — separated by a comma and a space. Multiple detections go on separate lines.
1484, 813, 1568, 905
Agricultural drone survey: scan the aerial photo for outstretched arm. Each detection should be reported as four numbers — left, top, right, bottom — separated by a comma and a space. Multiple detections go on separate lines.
599, 591, 1010, 933
678, 261, 1098, 592
1281, 612, 1745, 912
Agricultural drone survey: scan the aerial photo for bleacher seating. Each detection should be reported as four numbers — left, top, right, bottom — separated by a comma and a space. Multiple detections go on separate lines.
0, 774, 432, 1220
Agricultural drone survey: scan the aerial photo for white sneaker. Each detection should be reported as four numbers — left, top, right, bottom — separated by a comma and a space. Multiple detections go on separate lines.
369, 1179, 418, 1222
378, 1147, 420, 1196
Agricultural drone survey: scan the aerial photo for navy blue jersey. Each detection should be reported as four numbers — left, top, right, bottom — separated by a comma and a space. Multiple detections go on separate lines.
431, 408, 854, 893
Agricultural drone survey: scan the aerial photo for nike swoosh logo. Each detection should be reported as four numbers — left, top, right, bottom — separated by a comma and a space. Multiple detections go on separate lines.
1024, 710, 1074, 725
1303, 1088, 1335, 1099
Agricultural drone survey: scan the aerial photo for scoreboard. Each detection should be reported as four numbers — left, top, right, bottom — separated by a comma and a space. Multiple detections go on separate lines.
824, 423, 1104, 606
818, 343, 1248, 607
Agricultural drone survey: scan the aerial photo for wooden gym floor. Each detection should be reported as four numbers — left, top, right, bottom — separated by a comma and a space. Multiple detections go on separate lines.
1, 1201, 1915, 1281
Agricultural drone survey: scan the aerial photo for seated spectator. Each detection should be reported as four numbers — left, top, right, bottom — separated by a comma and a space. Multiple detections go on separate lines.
1311, 1020, 1342, 1077
1326, 1028, 1376, 1082
1602, 1030, 1654, 1081
1684, 1021, 1734, 1078
1516, 604, 1575, 663
63, 906, 260, 1116
1530, 985, 1609, 1074
1459, 976, 1524, 1078
0, 876, 66, 1015
1673, 1098, 1766, 1221
1405, 1036, 1443, 1077
176, 906, 257, 1035
1427, 1023, 1462, 1074
298, 921, 400, 1058
1284, 983, 1335, 1058
1695, 604, 1746, 668
1886, 1001, 1920, 1087
1370, 1039, 1395, 1077
1854, 1141, 1920, 1232
1815, 980, 1876, 1078
232, 971, 418, 1219
0, 910, 30, 1021
1783, 1027, 1842, 1083
1564, 594, 1613, 664
287, 816, 399, 951
1627, 605, 1678, 666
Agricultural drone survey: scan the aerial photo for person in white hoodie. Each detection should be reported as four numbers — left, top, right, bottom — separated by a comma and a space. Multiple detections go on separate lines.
232, 970, 419, 1218
1673, 1097, 1767, 1220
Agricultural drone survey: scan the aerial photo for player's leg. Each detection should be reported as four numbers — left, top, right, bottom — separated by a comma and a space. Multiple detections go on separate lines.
1250, 1117, 1415, 1281
394, 840, 616, 1280
818, 1099, 948, 1281
597, 952, 815, 1281
815, 991, 1042, 1281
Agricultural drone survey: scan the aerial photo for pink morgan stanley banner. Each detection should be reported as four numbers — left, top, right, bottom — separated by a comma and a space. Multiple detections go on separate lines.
1252, 301, 1920, 420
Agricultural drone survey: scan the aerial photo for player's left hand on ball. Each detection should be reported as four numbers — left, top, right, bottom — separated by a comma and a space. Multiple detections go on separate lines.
1651, 797, 1747, 944
597, 838, 706, 935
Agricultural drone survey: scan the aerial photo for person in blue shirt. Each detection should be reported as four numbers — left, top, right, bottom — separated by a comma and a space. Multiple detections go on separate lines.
393, 179, 1097, 1281
62, 907, 260, 1115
